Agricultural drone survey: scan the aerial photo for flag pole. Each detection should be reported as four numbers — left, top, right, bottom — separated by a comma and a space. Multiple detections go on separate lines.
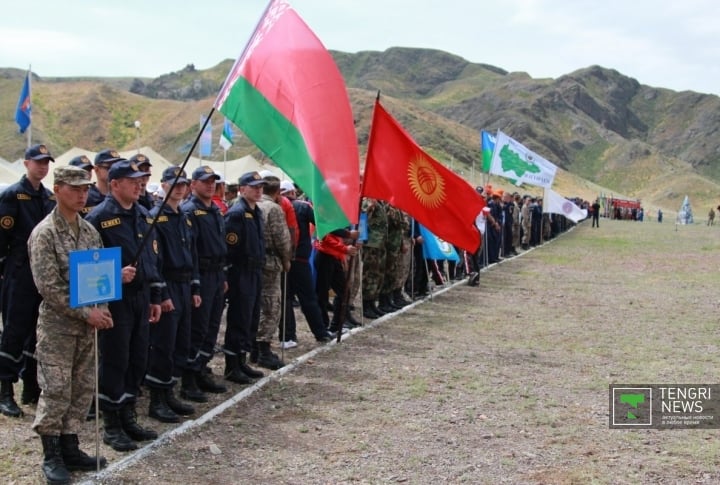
27, 65, 32, 148
132, 108, 215, 263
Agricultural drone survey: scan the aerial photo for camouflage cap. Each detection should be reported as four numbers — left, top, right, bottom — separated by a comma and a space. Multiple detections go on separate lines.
54, 165, 94, 186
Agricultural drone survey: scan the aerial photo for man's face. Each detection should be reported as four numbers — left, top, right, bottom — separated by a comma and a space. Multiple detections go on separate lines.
191, 178, 216, 199
163, 181, 188, 202
111, 177, 143, 205
94, 164, 111, 183
54, 183, 90, 213
24, 158, 51, 182
240, 184, 264, 203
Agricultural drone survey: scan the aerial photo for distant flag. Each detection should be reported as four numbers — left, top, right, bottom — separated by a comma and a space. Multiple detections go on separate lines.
362, 100, 485, 253
219, 118, 234, 151
489, 130, 557, 188
419, 224, 460, 261
15, 71, 31, 134
199, 115, 212, 157
214, 0, 359, 239
543, 187, 587, 223
481, 130, 495, 172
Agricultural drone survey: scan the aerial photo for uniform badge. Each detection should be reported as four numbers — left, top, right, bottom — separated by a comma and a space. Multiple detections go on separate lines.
0, 216, 14, 229
226, 232, 238, 245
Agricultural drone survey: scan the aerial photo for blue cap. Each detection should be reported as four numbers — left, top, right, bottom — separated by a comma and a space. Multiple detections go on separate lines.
239, 171, 265, 187
25, 144, 55, 162
192, 165, 220, 181
69, 155, 93, 171
161, 166, 189, 184
128, 153, 152, 167
94, 149, 123, 167
108, 159, 146, 181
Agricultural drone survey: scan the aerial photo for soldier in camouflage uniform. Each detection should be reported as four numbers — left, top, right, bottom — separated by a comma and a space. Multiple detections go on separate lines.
392, 210, 413, 307
28, 166, 113, 484
520, 196, 531, 250
360, 198, 387, 319
378, 203, 406, 313
255, 175, 292, 369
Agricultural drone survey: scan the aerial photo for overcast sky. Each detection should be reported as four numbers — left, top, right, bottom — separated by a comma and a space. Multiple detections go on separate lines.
1, 0, 719, 96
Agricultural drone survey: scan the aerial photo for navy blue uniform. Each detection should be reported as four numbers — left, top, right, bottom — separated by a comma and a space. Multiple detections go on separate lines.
82, 184, 105, 217
145, 203, 200, 389
224, 197, 264, 355
0, 175, 55, 382
180, 195, 226, 371
86, 197, 163, 411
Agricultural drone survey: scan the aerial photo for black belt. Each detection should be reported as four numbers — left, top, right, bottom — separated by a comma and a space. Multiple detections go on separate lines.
163, 270, 192, 282
198, 257, 225, 272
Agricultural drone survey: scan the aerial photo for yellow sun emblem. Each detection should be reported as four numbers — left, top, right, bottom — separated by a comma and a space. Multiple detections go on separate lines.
408, 155, 445, 209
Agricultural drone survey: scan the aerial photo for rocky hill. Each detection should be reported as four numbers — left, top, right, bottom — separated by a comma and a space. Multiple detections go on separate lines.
1, 47, 719, 213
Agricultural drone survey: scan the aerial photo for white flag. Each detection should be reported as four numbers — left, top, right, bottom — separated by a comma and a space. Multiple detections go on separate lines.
489, 131, 557, 188
543, 187, 587, 223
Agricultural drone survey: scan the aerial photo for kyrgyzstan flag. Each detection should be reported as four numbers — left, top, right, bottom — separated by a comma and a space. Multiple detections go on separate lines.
214, 0, 359, 238
362, 100, 485, 253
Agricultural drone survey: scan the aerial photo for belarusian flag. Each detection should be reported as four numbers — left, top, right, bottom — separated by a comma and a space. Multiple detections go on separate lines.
214, 0, 359, 238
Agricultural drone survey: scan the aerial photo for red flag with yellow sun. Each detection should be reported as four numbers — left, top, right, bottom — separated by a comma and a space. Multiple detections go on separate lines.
362, 100, 485, 253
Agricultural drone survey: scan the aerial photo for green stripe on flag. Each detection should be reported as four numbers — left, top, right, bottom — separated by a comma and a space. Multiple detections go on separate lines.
219, 77, 350, 238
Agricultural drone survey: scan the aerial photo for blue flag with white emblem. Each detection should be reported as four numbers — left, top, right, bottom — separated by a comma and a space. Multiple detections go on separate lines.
419, 224, 459, 261
15, 72, 31, 133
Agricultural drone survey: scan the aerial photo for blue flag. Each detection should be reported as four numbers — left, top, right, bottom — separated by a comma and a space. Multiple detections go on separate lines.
419, 224, 459, 261
199, 115, 212, 157
481, 130, 495, 173
15, 72, 31, 134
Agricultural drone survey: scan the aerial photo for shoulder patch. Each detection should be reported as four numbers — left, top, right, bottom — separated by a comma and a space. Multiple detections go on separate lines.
146, 217, 154, 224
245, 213, 254, 219
226, 232, 238, 245
16, 193, 31, 200
194, 209, 207, 216
100, 218, 121, 229
0, 216, 14, 229
156, 215, 168, 223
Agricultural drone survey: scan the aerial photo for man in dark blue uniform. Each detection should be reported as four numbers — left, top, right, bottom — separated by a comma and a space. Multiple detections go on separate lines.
85, 159, 164, 452
0, 144, 56, 417
180, 166, 228, 400
128, 153, 154, 211
84, 149, 123, 216
145, 167, 200, 423
223, 172, 267, 383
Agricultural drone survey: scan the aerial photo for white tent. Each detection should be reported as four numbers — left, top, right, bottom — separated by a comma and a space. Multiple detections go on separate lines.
186, 155, 289, 184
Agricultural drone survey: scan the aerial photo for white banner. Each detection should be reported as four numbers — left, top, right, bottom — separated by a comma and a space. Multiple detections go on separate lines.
543, 187, 587, 223
489, 131, 557, 188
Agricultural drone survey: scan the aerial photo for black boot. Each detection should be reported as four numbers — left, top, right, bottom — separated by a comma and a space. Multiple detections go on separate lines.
362, 299, 378, 319
392, 289, 412, 307
102, 409, 137, 452
180, 370, 208, 403
371, 300, 386, 316
59, 434, 107, 471
148, 387, 180, 423
196, 368, 228, 393
238, 352, 264, 378
256, 342, 285, 370
378, 293, 397, 313
249, 341, 259, 364
0, 380, 22, 417
119, 403, 158, 441
40, 435, 70, 485
224, 354, 252, 384
165, 388, 195, 416
21, 358, 41, 405
346, 312, 362, 327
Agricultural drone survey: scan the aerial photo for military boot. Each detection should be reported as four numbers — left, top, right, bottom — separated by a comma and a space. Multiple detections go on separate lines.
180, 370, 208, 403
102, 410, 137, 452
362, 299, 378, 319
21, 358, 41, 405
249, 341, 259, 364
370, 300, 386, 316
224, 353, 253, 384
238, 352, 264, 378
378, 293, 396, 313
196, 368, 228, 394
256, 342, 285, 370
165, 388, 195, 416
148, 387, 180, 423
40, 435, 70, 485
0, 380, 22, 417
59, 434, 107, 471
392, 288, 412, 307
346, 311, 363, 327
119, 403, 158, 441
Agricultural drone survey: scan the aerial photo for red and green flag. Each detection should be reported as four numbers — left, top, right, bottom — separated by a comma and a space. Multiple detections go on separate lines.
214, 0, 359, 238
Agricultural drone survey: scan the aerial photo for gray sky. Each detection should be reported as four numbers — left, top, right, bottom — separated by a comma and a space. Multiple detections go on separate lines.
2, 0, 719, 95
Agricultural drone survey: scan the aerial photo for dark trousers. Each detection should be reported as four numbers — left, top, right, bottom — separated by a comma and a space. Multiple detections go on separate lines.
0, 260, 42, 382
189, 270, 224, 370
286, 259, 328, 340
146, 280, 191, 388
314, 252, 347, 327
224, 267, 261, 354
406, 243, 428, 296
99, 287, 149, 411
279, 272, 296, 342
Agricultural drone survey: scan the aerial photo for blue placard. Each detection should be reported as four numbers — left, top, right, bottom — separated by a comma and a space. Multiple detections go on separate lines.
358, 212, 368, 242
69, 247, 122, 308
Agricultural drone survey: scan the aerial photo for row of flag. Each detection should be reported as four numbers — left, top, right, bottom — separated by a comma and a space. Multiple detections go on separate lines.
199, 116, 235, 157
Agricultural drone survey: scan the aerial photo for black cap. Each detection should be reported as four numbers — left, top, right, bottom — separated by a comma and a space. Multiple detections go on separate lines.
128, 153, 152, 167
192, 165, 220, 181
161, 166, 189, 184
108, 160, 146, 181
69, 155, 93, 171
25, 144, 55, 162
239, 171, 265, 187
94, 149, 123, 167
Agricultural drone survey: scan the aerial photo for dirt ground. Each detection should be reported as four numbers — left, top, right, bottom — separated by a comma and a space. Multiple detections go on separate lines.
3, 218, 720, 484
